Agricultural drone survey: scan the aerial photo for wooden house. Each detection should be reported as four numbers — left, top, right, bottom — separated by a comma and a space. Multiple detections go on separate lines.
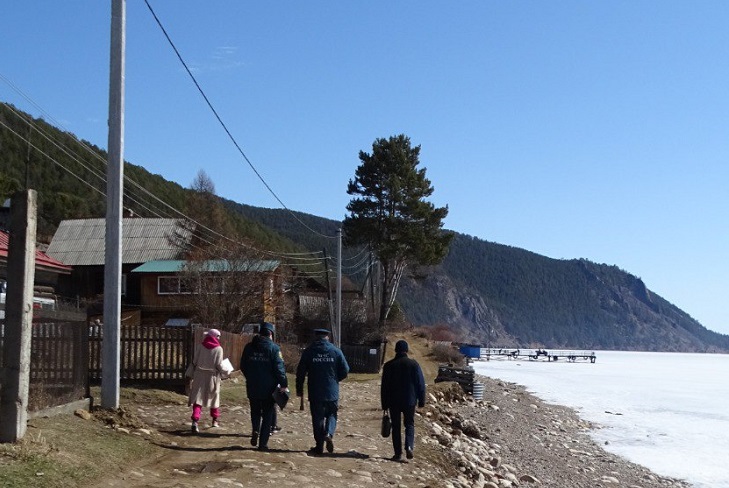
0, 229, 72, 291
130, 258, 282, 327
0, 229, 72, 318
45, 218, 192, 310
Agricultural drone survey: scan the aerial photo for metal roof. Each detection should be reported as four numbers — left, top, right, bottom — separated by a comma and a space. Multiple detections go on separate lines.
46, 218, 191, 266
132, 259, 280, 273
0, 230, 72, 273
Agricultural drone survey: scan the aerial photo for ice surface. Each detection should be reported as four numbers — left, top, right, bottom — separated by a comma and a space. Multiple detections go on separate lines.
472, 351, 729, 488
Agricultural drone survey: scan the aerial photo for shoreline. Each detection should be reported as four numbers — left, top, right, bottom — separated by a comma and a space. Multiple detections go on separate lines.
422, 376, 691, 487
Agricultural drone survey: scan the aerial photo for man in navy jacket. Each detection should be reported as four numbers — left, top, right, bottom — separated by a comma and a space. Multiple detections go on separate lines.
296, 329, 349, 455
381, 339, 426, 461
241, 322, 287, 451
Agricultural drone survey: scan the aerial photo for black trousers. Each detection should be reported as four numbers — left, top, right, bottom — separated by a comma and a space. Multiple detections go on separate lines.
249, 398, 275, 448
389, 405, 416, 456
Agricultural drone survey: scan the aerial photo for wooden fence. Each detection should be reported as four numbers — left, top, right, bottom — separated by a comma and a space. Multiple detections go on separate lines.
89, 325, 248, 386
0, 318, 89, 412
341, 342, 386, 374
192, 327, 248, 371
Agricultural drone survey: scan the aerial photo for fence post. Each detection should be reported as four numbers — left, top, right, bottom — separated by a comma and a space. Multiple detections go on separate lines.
0, 190, 37, 442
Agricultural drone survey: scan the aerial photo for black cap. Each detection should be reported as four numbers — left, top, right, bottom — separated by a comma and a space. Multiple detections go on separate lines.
313, 328, 330, 336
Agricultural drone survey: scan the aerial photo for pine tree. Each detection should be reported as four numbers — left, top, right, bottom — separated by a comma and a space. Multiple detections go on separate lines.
343, 135, 453, 327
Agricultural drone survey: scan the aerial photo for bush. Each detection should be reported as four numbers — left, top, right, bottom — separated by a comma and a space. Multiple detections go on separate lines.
412, 323, 458, 342
431, 343, 465, 366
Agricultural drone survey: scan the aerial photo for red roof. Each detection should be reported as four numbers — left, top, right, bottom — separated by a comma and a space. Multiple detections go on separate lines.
0, 230, 72, 273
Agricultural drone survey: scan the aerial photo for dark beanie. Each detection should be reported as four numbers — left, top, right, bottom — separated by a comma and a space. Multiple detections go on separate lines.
395, 340, 409, 353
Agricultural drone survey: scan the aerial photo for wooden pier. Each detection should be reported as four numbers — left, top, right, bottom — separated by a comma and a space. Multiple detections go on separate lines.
460, 345, 596, 363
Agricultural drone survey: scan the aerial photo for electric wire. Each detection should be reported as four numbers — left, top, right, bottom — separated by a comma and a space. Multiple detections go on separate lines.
338, 244, 369, 264
0, 75, 328, 263
339, 251, 371, 272
0, 119, 108, 200
0, 104, 178, 223
142, 0, 337, 241
1, 113, 324, 265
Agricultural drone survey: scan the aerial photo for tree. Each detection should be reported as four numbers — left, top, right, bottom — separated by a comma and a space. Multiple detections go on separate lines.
343, 135, 453, 328
177, 241, 282, 332
185, 169, 235, 243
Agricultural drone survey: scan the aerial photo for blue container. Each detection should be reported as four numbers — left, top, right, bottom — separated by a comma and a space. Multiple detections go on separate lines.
459, 344, 482, 359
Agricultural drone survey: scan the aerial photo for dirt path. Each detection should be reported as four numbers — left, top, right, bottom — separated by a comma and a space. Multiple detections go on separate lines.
89, 377, 450, 488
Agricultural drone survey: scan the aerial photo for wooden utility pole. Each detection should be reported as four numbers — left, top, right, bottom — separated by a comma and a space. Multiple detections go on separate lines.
102, 0, 126, 409
0, 190, 37, 442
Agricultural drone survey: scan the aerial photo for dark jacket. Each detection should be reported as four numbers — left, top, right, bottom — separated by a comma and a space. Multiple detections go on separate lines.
241, 335, 287, 400
381, 352, 426, 410
295, 339, 349, 402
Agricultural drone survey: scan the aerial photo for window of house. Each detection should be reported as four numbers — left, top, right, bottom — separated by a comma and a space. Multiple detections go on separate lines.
158, 276, 195, 294
158, 276, 180, 295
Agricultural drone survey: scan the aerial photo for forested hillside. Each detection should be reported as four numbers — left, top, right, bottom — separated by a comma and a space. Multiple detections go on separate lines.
0, 102, 298, 253
2, 101, 727, 352
222, 202, 729, 352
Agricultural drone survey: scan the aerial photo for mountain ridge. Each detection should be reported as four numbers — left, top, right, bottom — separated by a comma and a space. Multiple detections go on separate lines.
2, 101, 727, 352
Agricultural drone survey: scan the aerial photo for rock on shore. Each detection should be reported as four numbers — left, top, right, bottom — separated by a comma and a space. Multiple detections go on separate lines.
420, 377, 692, 488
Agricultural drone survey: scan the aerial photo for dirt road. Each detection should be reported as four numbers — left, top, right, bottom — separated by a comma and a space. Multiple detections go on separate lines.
89, 378, 451, 488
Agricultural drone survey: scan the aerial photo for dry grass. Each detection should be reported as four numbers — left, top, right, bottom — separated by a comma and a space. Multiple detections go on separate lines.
0, 412, 156, 488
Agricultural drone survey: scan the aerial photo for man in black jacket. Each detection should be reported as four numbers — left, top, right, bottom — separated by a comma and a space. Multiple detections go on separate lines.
240, 322, 287, 451
380, 339, 426, 462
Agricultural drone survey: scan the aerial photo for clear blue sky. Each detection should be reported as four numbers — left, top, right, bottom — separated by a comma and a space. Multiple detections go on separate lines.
2, 2, 728, 335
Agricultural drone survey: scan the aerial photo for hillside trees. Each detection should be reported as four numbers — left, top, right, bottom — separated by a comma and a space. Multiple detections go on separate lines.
343, 134, 453, 328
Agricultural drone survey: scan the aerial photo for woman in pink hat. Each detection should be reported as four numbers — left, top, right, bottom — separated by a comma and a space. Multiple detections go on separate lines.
186, 328, 225, 433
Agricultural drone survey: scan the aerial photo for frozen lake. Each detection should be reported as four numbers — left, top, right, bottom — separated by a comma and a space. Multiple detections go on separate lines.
472, 350, 729, 488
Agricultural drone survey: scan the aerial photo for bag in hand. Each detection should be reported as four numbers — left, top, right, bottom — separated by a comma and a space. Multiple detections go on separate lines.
381, 412, 392, 438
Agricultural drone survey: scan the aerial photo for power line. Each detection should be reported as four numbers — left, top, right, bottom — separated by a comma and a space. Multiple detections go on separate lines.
0, 94, 326, 263
0, 112, 312, 264
1, 75, 336, 265
142, 0, 337, 241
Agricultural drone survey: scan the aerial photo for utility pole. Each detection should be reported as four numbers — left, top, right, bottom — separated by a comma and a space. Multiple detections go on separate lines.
102, 0, 125, 409
322, 248, 335, 333
0, 190, 37, 442
336, 228, 342, 348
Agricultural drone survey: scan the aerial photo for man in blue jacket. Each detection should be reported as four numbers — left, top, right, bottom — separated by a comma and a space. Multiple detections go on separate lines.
241, 322, 287, 451
296, 329, 349, 455
381, 339, 426, 462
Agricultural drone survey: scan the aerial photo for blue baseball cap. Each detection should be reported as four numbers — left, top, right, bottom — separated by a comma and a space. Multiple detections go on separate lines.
313, 328, 330, 336
259, 322, 275, 335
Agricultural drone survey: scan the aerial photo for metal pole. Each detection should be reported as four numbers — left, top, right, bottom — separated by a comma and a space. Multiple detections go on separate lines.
336, 228, 342, 347
102, 0, 125, 409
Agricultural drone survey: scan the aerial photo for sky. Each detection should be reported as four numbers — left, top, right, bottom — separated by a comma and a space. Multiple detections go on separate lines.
1, 1, 728, 334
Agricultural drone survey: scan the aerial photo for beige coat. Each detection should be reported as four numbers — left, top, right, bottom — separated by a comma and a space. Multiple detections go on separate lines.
187, 342, 224, 408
